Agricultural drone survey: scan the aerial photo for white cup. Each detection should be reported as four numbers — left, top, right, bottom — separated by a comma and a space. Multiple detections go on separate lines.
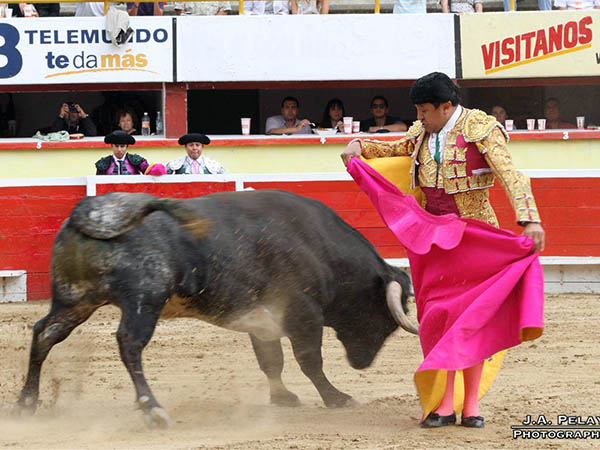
537, 119, 546, 131
343, 116, 353, 135
241, 117, 251, 136
526, 119, 535, 131
23, 4, 33, 17
576, 116, 585, 129
5, 6, 13, 17
352, 121, 360, 133
504, 119, 513, 131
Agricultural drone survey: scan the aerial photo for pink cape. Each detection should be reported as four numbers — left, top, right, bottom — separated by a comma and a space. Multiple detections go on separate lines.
347, 158, 544, 416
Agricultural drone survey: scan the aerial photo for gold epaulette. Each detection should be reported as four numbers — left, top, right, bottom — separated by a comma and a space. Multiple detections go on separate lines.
463, 109, 508, 143
406, 120, 424, 140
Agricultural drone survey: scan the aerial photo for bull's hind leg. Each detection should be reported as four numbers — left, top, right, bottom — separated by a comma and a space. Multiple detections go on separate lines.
116, 301, 169, 428
286, 311, 353, 408
16, 303, 99, 414
249, 334, 300, 407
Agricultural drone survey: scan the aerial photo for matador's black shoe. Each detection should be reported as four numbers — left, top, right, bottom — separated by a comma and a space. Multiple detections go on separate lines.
421, 412, 457, 428
461, 415, 485, 428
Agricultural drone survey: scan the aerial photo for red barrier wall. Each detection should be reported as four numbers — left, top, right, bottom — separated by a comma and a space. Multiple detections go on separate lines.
0, 176, 598, 301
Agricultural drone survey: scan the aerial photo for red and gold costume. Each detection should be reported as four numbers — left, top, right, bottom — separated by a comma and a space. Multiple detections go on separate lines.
357, 108, 540, 226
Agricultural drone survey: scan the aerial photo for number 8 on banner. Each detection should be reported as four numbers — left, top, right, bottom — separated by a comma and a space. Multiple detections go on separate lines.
0, 23, 23, 79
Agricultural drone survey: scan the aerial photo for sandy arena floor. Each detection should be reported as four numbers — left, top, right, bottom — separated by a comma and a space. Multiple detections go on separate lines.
0, 294, 599, 449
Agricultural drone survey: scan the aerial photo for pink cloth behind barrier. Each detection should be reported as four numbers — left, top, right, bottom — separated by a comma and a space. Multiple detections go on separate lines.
347, 157, 544, 373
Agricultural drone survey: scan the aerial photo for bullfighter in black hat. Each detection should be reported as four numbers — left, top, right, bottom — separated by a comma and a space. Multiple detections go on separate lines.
95, 130, 149, 175
165, 133, 227, 175
341, 72, 545, 430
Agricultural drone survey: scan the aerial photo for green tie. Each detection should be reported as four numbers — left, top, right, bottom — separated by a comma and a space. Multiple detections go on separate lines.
434, 133, 441, 165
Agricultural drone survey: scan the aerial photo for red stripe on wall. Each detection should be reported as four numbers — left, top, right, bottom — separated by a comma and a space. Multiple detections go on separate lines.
1, 177, 599, 301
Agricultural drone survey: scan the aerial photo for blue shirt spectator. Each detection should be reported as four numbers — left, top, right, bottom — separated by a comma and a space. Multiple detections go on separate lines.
393, 0, 426, 13
127, 2, 164, 16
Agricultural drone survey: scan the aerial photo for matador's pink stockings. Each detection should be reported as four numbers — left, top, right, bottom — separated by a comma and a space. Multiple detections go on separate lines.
434, 361, 485, 417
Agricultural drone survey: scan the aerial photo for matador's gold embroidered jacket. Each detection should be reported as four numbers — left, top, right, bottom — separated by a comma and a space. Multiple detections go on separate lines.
358, 108, 540, 226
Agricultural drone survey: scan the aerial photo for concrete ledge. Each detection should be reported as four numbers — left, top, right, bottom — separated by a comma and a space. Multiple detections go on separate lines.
0, 270, 27, 303
386, 258, 600, 294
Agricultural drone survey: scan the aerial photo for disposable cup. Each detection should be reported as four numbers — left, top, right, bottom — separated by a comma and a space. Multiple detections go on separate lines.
526, 119, 535, 131
4, 6, 12, 17
576, 116, 585, 129
343, 116, 353, 135
352, 121, 360, 133
537, 118, 546, 131
504, 119, 513, 131
241, 117, 251, 136
23, 4, 33, 16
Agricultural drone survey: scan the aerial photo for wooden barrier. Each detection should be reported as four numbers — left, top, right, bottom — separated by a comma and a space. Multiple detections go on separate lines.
0, 171, 598, 300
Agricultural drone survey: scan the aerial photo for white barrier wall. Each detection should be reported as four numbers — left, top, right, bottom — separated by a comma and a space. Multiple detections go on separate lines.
175, 14, 456, 81
0, 14, 456, 85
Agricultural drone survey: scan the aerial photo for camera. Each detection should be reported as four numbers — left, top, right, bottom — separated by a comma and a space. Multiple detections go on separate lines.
67, 102, 78, 113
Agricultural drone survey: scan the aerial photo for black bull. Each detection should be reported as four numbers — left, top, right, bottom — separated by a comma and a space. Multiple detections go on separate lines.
16, 190, 416, 427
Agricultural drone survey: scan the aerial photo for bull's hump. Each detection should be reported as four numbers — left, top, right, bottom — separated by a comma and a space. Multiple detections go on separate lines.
70, 193, 158, 239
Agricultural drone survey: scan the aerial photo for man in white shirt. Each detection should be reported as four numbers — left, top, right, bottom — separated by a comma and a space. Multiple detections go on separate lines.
266, 96, 312, 135
554, 0, 600, 8
244, 1, 289, 14
165, 133, 227, 175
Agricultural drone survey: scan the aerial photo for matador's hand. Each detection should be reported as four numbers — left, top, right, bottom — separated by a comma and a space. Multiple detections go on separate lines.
522, 222, 545, 253
341, 141, 361, 166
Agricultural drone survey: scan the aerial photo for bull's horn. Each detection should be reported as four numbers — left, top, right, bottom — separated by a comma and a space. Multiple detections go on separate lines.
386, 281, 418, 335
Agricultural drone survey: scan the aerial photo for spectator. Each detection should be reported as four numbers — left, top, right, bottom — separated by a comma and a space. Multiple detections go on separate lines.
165, 133, 227, 174
392, 0, 426, 14
174, 0, 231, 15
0, 93, 17, 138
116, 109, 139, 135
360, 96, 408, 133
320, 98, 345, 132
7, 3, 39, 16
244, 1, 289, 14
554, 0, 599, 8
33, 3, 59, 16
92, 92, 148, 136
491, 105, 508, 124
442, 0, 482, 12
75, 2, 104, 16
291, 0, 329, 13
51, 102, 97, 136
266, 97, 312, 135
127, 1, 164, 16
96, 130, 149, 175
544, 98, 576, 129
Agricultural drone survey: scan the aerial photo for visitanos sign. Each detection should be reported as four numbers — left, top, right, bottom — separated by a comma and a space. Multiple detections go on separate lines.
460, 11, 600, 78
0, 17, 173, 84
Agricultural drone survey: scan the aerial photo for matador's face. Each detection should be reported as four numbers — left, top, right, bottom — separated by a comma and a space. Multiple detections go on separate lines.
415, 102, 453, 133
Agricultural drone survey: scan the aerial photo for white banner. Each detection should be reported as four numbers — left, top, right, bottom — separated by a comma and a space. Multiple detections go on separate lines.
176, 14, 456, 81
0, 17, 174, 84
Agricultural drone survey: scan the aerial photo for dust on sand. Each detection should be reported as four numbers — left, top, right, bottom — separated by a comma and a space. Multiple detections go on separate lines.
1, 294, 599, 449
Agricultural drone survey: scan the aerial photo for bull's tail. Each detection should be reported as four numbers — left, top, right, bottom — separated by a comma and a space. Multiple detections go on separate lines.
69, 193, 210, 240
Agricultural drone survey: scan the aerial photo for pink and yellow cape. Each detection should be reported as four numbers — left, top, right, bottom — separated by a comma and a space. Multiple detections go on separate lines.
348, 157, 544, 419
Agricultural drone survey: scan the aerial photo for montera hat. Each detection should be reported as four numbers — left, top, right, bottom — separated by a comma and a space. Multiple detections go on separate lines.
104, 130, 136, 145
409, 72, 460, 106
178, 133, 210, 146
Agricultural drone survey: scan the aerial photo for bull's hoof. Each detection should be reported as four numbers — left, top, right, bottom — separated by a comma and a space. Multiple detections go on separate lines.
324, 393, 355, 408
13, 396, 38, 417
271, 391, 301, 407
141, 407, 171, 429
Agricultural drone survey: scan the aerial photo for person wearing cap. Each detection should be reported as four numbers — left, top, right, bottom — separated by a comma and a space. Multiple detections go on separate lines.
95, 130, 149, 175
341, 72, 545, 429
165, 133, 227, 175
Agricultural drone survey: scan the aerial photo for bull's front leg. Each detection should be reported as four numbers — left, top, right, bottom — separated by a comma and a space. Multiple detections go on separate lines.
286, 309, 353, 408
249, 334, 300, 407
117, 300, 169, 428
